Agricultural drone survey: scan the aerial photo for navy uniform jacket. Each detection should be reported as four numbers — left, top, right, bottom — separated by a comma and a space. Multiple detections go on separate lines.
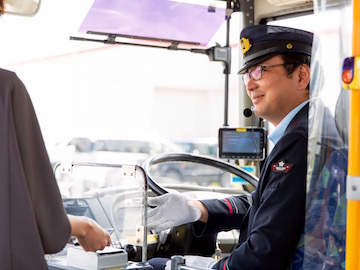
194, 104, 308, 270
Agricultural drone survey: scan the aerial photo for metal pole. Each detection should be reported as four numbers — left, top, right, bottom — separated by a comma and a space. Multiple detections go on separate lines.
223, 4, 231, 127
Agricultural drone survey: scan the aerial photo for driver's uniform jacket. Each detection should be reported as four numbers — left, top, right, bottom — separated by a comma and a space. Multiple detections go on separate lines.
194, 104, 308, 270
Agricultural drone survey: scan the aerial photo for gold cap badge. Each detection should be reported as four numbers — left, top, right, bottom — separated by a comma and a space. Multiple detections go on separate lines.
240, 37, 251, 54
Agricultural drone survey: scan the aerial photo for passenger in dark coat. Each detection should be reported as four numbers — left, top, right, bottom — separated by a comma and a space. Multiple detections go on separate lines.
0, 68, 111, 269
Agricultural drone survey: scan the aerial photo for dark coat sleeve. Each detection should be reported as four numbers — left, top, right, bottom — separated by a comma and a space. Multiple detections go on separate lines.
193, 195, 251, 236
0, 69, 71, 270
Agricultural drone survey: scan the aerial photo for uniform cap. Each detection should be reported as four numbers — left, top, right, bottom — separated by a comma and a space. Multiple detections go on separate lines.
238, 25, 313, 74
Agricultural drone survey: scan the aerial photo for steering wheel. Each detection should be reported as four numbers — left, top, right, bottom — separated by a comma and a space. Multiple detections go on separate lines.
143, 152, 259, 258
143, 152, 258, 196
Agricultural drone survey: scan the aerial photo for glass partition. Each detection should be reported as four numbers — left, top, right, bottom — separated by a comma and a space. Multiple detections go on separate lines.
300, 2, 351, 268
54, 162, 149, 263
269, 2, 351, 268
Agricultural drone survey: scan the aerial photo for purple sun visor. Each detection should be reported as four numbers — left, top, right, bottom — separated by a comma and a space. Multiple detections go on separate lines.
78, 0, 227, 46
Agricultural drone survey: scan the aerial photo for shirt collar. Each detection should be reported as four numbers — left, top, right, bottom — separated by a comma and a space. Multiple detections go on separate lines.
268, 100, 309, 146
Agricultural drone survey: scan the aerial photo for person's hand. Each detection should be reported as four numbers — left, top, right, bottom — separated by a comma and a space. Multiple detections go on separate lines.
165, 255, 217, 270
68, 215, 111, 252
148, 193, 201, 233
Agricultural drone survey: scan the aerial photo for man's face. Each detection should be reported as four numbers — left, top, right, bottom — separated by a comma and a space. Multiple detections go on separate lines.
244, 55, 308, 126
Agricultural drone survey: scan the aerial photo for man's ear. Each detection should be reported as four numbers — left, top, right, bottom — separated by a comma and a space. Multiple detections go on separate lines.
298, 64, 311, 90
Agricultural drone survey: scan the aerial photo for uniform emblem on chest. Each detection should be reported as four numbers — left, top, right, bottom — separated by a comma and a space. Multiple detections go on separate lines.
271, 160, 293, 173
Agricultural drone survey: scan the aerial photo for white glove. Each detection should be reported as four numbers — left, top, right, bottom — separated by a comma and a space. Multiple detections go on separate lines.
165, 256, 217, 270
147, 193, 201, 233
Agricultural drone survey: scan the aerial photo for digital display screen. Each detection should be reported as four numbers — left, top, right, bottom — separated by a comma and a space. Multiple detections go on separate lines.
218, 127, 266, 160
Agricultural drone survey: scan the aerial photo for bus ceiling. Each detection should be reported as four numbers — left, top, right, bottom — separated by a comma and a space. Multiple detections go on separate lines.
253, 0, 313, 25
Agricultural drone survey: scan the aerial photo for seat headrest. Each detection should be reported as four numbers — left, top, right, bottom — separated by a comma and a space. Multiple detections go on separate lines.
335, 90, 349, 146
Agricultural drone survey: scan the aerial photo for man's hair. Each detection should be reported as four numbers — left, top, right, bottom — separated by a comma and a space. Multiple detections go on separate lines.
281, 53, 311, 90
0, 0, 4, 15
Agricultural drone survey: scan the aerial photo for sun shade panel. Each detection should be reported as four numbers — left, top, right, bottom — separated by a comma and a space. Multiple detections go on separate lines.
78, 0, 227, 46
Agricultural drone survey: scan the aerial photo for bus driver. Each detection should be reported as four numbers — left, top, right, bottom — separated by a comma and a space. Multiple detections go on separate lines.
148, 24, 313, 270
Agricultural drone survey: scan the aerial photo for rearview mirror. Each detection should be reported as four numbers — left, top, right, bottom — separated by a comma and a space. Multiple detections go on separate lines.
5, 0, 41, 16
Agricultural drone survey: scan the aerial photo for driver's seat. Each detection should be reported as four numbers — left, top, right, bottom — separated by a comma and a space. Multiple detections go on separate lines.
290, 91, 348, 269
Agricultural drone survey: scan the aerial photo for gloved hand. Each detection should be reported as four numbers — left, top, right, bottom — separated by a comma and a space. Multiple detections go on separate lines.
147, 193, 201, 233
165, 255, 217, 270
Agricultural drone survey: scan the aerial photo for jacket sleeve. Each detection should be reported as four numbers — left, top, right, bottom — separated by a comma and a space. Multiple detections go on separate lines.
193, 195, 251, 237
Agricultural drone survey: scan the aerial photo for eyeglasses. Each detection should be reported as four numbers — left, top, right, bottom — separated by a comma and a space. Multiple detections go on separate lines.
242, 63, 286, 85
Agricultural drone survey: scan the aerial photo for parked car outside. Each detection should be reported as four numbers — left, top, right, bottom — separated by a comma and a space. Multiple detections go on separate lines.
150, 137, 231, 187
50, 130, 183, 165
174, 137, 218, 158
50, 130, 184, 196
